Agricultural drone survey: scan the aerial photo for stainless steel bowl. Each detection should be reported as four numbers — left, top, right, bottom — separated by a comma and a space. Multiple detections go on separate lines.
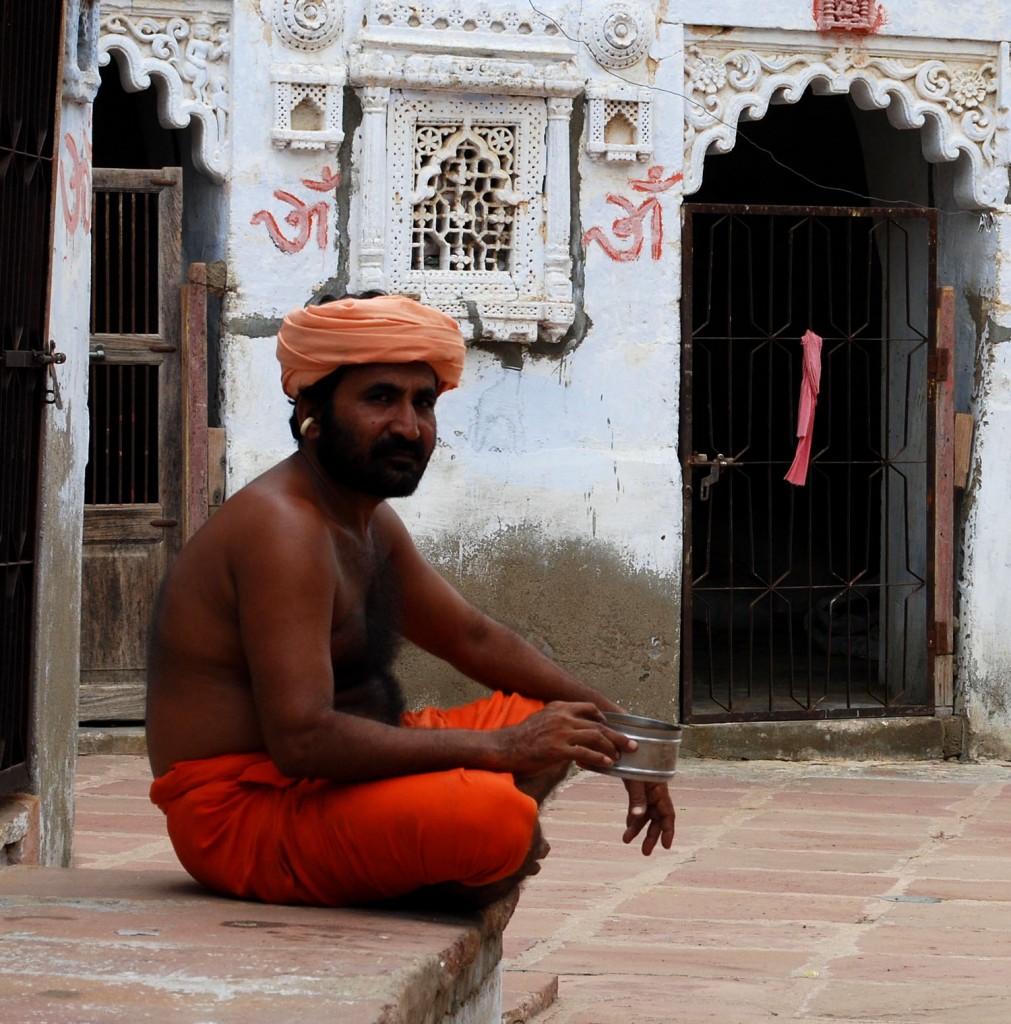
589, 712, 682, 783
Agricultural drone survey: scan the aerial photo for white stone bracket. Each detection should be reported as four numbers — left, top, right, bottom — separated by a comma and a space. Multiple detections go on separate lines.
684, 29, 1011, 211
64, 0, 102, 104
98, 3, 231, 182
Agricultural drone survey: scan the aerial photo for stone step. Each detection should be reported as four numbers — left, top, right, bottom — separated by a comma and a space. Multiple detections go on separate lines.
502, 970, 558, 1023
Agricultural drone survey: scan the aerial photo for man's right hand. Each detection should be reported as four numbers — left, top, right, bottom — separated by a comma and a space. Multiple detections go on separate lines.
493, 701, 628, 777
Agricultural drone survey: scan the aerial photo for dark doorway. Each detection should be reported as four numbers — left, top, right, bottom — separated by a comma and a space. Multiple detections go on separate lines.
79, 63, 186, 724
681, 94, 942, 722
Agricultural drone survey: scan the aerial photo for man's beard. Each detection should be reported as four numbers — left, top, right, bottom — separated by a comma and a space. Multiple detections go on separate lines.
315, 409, 432, 498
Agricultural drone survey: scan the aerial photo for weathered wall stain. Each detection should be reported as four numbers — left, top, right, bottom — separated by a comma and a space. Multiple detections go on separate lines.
395, 530, 681, 722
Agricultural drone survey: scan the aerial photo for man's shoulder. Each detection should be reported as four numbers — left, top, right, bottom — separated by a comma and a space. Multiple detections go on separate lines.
217, 458, 330, 539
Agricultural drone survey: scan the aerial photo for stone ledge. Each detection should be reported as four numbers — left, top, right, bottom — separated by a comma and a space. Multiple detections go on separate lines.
77, 727, 147, 756
0, 866, 522, 1024
0, 796, 39, 866
682, 715, 965, 762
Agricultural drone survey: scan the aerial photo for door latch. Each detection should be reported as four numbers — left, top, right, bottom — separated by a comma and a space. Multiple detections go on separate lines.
688, 453, 737, 501
1, 340, 67, 405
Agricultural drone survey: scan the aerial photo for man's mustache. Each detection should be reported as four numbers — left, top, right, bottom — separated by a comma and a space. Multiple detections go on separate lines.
371, 435, 428, 461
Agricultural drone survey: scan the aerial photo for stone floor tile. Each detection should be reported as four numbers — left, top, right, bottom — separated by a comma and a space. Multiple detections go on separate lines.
73, 812, 169, 836
664, 864, 901, 897
828, 952, 1011, 985
595, 914, 840, 950
803, 981, 1011, 1023
723, 825, 916, 854
501, 970, 558, 1024
905, 877, 1011, 902
856, 921, 1011, 958
614, 888, 870, 924
530, 940, 811, 979
690, 844, 904, 874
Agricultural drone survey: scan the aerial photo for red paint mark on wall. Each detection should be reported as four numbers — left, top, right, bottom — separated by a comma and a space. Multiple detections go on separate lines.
59, 129, 93, 237
813, 0, 886, 34
251, 166, 342, 254
582, 166, 683, 263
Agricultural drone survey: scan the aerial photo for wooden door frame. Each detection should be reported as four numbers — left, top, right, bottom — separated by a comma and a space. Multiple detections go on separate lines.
79, 167, 183, 722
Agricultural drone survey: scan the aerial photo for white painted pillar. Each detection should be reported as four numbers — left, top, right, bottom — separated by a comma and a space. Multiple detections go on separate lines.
543, 96, 573, 302
357, 85, 391, 291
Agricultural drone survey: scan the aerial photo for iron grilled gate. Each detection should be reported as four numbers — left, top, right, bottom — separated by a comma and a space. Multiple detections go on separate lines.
0, 1, 63, 795
681, 204, 939, 723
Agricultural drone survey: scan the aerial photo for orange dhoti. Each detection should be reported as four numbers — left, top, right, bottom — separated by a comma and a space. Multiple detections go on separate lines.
149, 692, 544, 906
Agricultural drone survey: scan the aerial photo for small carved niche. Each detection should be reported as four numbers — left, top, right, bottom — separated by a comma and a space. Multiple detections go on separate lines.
586, 85, 652, 162
272, 67, 346, 151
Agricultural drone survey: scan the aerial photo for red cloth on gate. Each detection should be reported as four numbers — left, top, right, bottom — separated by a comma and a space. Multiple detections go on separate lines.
149, 691, 544, 906
785, 330, 823, 486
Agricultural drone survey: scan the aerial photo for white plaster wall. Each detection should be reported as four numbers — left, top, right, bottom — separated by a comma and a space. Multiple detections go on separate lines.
214, 0, 1011, 745
670, 0, 1011, 40
222, 4, 687, 582
958, 207, 1011, 758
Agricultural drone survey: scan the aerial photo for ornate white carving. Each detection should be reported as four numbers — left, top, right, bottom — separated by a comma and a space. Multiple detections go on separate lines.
544, 97, 574, 306
272, 67, 345, 151
64, 0, 102, 103
366, 0, 567, 48
382, 96, 573, 344
271, 0, 342, 52
814, 0, 884, 33
351, 51, 582, 97
358, 87, 392, 291
99, 5, 231, 181
351, 0, 580, 97
583, 1, 653, 70
684, 30, 1011, 210
586, 83, 653, 161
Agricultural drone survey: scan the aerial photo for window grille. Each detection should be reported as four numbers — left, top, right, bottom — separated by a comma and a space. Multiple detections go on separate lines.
411, 122, 518, 274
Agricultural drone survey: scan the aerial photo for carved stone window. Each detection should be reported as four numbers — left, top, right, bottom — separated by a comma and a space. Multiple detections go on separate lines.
382, 96, 573, 343
390, 98, 542, 303
350, 0, 579, 344
411, 122, 520, 273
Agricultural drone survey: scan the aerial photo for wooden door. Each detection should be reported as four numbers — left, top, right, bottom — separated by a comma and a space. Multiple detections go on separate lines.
79, 167, 183, 722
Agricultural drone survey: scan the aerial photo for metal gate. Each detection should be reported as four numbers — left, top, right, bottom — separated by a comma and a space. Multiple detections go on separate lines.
681, 204, 945, 722
0, 1, 64, 795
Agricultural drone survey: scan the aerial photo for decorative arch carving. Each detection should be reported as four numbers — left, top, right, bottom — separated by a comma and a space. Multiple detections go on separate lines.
98, 6, 231, 182
684, 30, 1011, 210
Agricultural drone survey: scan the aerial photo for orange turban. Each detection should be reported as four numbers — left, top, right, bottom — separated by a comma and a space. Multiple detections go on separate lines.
276, 295, 466, 398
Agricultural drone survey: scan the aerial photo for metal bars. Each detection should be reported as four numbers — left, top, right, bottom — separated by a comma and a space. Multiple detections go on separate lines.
681, 205, 938, 723
91, 188, 160, 335
86, 364, 160, 505
0, 0, 63, 794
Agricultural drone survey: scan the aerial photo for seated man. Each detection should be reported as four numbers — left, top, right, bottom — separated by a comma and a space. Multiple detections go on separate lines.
147, 292, 675, 908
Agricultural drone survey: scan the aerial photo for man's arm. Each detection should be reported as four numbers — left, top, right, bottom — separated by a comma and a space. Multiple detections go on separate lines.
381, 504, 676, 855
231, 494, 623, 783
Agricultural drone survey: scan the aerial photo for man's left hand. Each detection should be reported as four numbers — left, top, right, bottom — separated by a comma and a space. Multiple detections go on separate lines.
621, 779, 675, 854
